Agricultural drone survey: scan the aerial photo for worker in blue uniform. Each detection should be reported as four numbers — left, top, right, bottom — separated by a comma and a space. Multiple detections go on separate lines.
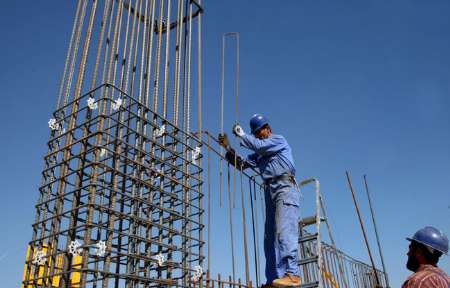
218, 114, 301, 288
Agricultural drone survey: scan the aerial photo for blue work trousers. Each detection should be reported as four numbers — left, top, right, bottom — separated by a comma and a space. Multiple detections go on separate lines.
264, 177, 300, 283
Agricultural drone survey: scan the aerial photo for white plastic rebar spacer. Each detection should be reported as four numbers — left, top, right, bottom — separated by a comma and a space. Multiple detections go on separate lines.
68, 240, 83, 256
94, 241, 106, 257
190, 265, 203, 282
87, 97, 98, 110
32, 248, 47, 266
112, 98, 123, 110
191, 147, 201, 165
48, 118, 59, 130
155, 125, 166, 137
152, 168, 162, 184
153, 253, 165, 267
100, 148, 108, 158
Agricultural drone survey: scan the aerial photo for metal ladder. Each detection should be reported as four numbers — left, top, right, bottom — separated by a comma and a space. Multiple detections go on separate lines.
297, 178, 349, 288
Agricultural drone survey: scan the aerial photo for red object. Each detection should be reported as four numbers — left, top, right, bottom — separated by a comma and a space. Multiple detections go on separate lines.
402, 265, 450, 288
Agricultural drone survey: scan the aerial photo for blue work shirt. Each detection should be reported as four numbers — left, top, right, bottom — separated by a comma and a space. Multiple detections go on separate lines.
239, 134, 296, 181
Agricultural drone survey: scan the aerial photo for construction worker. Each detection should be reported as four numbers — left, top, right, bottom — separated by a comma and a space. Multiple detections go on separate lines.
402, 226, 449, 288
218, 114, 301, 288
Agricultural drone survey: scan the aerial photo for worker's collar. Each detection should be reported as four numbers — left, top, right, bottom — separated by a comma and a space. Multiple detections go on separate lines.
416, 264, 438, 272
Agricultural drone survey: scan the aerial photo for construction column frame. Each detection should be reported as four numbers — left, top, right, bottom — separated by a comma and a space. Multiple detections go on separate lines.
22, 1, 204, 287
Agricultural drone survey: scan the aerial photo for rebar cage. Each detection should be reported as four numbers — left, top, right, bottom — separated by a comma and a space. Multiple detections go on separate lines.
23, 0, 205, 286
24, 83, 204, 287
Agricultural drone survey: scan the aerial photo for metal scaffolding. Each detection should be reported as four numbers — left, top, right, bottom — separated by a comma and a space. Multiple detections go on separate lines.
22, 1, 389, 288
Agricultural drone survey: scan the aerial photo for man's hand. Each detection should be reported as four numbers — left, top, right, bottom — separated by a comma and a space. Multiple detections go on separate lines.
218, 133, 230, 149
225, 149, 247, 170
232, 124, 245, 137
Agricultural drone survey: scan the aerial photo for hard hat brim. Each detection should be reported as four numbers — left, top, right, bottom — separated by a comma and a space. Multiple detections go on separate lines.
406, 237, 448, 255
251, 123, 269, 135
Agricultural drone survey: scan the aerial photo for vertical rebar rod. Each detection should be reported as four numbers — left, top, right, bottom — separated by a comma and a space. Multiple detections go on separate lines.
239, 169, 250, 285
99, 0, 116, 94
124, 3, 143, 286
57, 0, 83, 110
169, 0, 183, 282
363, 175, 389, 288
162, 0, 172, 118
186, 0, 195, 283
198, 0, 204, 275
248, 177, 259, 288
150, 0, 163, 111
123, 0, 139, 93
345, 171, 380, 287
137, 0, 150, 104
185, 0, 193, 134
220, 34, 225, 135
219, 33, 225, 209
235, 34, 240, 124
90, 0, 112, 90
314, 180, 322, 288
153, 2, 166, 281
207, 133, 212, 274
181, 0, 190, 284
227, 164, 236, 284
98, 2, 126, 286
173, 0, 184, 126
62, 0, 88, 109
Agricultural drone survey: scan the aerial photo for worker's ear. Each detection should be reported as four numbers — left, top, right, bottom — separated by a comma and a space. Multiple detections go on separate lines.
415, 245, 427, 262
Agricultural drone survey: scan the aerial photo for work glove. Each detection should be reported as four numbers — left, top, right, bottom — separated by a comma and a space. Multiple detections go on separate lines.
225, 148, 247, 170
218, 133, 230, 149
232, 124, 245, 137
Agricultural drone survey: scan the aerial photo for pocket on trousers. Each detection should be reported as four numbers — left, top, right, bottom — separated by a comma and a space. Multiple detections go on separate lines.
282, 198, 299, 207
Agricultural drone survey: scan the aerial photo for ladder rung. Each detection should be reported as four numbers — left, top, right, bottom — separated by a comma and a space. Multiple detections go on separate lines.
299, 216, 326, 227
298, 256, 318, 266
299, 233, 318, 243
299, 281, 319, 288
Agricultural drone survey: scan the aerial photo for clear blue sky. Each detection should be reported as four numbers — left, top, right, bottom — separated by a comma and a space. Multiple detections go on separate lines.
1, 1, 449, 287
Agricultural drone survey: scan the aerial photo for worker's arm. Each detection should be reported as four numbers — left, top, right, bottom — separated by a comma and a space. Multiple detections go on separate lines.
239, 134, 285, 156
225, 148, 254, 170
245, 153, 258, 168
218, 133, 254, 169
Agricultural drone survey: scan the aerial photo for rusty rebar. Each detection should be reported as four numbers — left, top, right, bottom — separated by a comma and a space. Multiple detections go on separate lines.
345, 171, 380, 287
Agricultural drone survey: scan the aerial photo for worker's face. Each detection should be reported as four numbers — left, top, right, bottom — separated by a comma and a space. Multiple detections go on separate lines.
406, 242, 420, 272
254, 125, 271, 139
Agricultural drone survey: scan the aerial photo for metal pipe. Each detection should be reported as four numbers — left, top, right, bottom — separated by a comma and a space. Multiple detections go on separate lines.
345, 171, 380, 287
363, 175, 389, 288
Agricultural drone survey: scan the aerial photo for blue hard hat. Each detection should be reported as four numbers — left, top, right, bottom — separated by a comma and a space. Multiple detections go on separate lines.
249, 114, 269, 134
407, 226, 449, 255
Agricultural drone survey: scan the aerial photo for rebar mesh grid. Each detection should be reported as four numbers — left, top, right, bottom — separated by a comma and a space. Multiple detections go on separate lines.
23, 84, 204, 287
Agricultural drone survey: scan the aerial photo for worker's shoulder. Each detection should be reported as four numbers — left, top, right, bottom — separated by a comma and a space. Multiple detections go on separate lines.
270, 134, 287, 141
406, 267, 449, 288
270, 134, 292, 147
